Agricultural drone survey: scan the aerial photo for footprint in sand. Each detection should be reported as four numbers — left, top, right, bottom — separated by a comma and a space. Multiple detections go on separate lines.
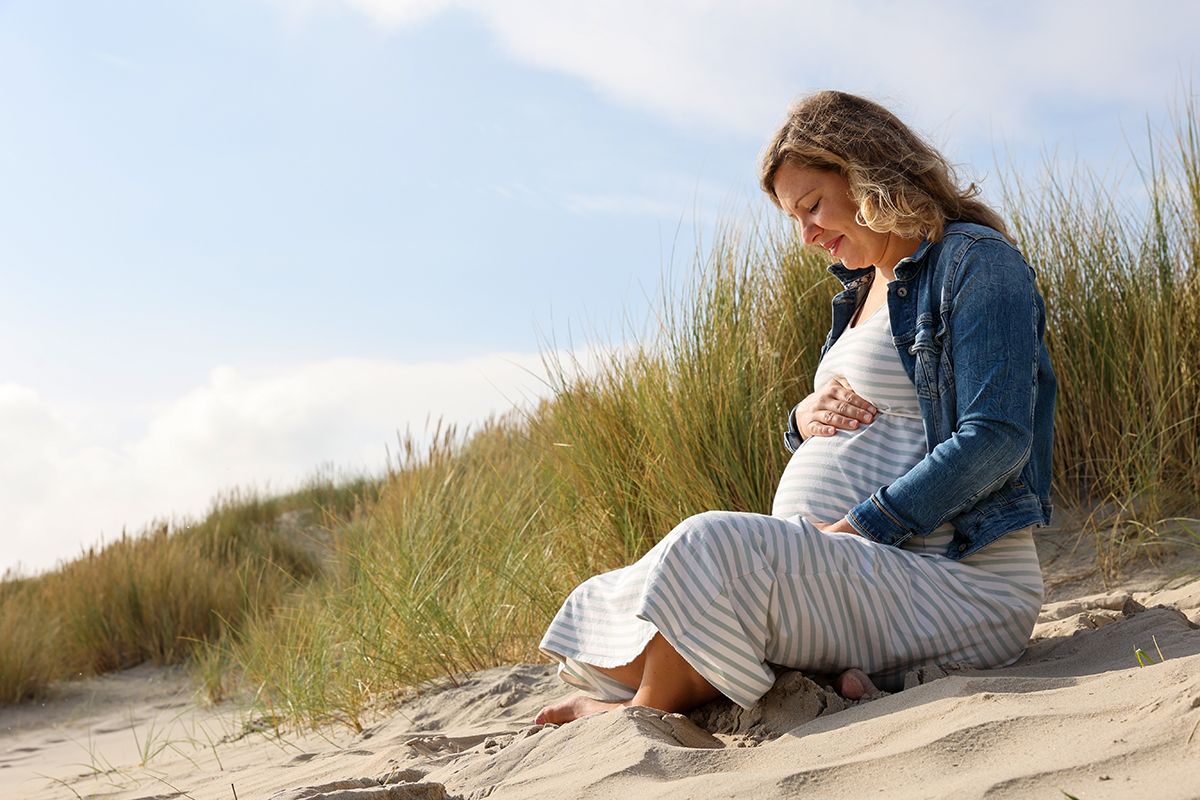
404, 731, 505, 758
268, 776, 449, 800
0, 745, 43, 765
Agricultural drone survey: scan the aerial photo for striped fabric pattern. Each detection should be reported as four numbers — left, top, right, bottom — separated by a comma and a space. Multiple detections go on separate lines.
538, 305, 1044, 710
773, 304, 932, 525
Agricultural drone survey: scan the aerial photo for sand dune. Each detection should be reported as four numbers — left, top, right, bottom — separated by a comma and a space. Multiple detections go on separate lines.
4, 536, 1199, 800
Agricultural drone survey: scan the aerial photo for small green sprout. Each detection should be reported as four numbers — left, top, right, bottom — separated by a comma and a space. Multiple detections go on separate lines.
1134, 635, 1167, 667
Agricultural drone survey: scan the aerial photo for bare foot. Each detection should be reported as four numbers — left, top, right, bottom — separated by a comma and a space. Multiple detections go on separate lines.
535, 693, 626, 725
833, 668, 880, 701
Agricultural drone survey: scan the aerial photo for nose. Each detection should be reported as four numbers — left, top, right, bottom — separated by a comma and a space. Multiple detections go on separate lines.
797, 216, 822, 246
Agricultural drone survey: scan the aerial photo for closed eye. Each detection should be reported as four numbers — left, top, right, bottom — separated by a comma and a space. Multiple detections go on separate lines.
809, 200, 820, 213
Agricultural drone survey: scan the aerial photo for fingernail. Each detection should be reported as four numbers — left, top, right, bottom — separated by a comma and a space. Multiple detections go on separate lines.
849, 420, 858, 428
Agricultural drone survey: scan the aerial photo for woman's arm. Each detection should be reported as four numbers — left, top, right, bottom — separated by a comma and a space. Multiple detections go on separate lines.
845, 238, 1042, 545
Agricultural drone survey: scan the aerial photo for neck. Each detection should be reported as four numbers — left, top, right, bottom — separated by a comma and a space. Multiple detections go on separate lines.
874, 233, 921, 281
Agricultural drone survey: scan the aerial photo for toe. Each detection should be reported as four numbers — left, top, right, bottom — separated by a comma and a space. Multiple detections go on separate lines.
834, 669, 869, 700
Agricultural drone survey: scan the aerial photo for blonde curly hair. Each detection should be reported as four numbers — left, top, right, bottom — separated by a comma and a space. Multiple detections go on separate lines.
759, 90, 1009, 243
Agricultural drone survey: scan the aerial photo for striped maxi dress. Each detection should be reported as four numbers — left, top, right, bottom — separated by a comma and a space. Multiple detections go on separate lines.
538, 304, 1044, 710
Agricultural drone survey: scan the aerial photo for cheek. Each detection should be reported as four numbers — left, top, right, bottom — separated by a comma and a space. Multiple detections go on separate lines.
844, 208, 871, 234
847, 223, 884, 251
831, 204, 862, 234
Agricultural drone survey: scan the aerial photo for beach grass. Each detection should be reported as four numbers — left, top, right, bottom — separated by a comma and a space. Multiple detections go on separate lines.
0, 473, 378, 704
2, 104, 1197, 722
1007, 98, 1200, 575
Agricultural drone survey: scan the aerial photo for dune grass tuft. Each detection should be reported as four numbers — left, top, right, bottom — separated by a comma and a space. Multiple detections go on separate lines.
1007, 98, 1200, 574
0, 473, 377, 705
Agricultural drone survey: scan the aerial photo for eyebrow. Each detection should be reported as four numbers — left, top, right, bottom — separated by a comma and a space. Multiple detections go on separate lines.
790, 187, 819, 212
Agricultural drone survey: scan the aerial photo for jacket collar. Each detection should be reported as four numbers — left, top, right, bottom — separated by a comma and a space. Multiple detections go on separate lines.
826, 236, 936, 287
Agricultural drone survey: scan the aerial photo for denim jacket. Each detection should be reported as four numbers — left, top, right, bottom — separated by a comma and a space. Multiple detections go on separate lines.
784, 221, 1056, 560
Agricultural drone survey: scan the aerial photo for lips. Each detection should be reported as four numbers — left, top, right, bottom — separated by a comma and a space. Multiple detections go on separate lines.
823, 236, 844, 257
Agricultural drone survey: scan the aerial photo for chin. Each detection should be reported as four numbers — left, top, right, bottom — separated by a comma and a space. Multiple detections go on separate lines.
835, 247, 862, 269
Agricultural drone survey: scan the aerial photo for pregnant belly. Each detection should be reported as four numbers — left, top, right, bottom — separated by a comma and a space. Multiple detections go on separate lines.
771, 416, 928, 522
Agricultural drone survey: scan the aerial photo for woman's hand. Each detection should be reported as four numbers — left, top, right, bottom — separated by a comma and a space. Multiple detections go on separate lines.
813, 517, 862, 536
794, 377, 877, 439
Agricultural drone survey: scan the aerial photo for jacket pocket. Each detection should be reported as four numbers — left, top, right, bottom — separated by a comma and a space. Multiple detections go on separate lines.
908, 322, 941, 399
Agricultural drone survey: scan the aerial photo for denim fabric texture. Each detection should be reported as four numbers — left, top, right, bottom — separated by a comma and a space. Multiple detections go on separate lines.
784, 221, 1056, 560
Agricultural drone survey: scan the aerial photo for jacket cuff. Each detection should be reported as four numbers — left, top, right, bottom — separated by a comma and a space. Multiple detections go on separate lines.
847, 493, 914, 547
783, 403, 804, 453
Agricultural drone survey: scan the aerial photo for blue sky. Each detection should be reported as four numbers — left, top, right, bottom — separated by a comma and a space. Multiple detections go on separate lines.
2, 0, 1197, 574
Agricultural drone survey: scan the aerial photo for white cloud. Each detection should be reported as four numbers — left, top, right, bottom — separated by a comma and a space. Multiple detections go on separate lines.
306, 0, 1198, 148
0, 349, 606, 576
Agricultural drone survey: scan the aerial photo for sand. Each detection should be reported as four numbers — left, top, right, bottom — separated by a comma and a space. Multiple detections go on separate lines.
4, 526, 1200, 800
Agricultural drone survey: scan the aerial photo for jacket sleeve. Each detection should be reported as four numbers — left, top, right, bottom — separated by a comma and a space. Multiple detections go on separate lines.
846, 238, 1040, 545
783, 402, 804, 453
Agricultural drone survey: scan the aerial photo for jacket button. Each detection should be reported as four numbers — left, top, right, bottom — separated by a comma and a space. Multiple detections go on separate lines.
957, 542, 968, 552
896, 287, 908, 298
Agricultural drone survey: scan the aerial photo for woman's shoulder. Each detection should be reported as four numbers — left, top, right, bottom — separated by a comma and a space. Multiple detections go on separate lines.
940, 220, 1015, 249
933, 221, 1029, 270
929, 222, 1036, 297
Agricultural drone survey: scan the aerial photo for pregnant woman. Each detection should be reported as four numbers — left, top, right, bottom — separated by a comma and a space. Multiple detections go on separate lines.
536, 90, 1056, 724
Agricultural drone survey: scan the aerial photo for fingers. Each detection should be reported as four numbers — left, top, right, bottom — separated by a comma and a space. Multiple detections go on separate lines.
806, 418, 836, 437
798, 379, 878, 438
826, 379, 877, 421
822, 409, 864, 429
805, 411, 861, 437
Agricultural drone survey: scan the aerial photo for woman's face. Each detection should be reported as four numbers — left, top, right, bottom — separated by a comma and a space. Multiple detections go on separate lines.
772, 161, 891, 270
